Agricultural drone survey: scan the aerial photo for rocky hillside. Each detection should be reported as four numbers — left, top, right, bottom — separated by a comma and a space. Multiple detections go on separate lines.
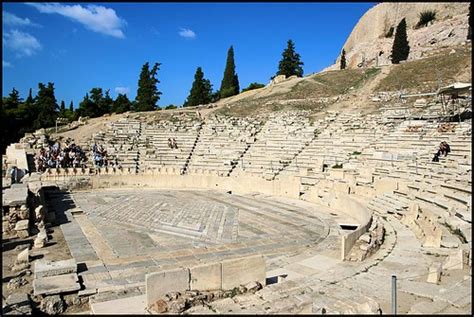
325, 2, 470, 70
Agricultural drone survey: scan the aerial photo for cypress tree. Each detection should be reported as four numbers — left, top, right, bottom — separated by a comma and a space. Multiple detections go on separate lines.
60, 100, 66, 113
276, 39, 304, 78
340, 49, 347, 70
135, 62, 162, 111
33, 82, 58, 129
183, 67, 213, 107
391, 18, 410, 64
219, 46, 240, 99
69, 101, 74, 112
25, 88, 34, 105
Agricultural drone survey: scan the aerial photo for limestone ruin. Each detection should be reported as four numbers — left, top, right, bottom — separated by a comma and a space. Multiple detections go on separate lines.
1, 2, 471, 315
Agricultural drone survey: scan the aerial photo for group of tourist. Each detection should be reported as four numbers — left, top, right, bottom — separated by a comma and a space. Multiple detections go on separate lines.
432, 141, 451, 162
92, 143, 119, 168
35, 142, 87, 172
167, 138, 178, 149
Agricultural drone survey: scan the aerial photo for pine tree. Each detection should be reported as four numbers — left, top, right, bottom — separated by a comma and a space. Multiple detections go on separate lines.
219, 46, 240, 99
3, 88, 22, 110
33, 82, 58, 129
135, 62, 162, 111
112, 94, 132, 114
77, 93, 95, 118
17, 89, 37, 134
183, 67, 213, 107
276, 39, 304, 78
391, 18, 410, 64
340, 49, 347, 70
86, 88, 103, 117
99, 89, 113, 115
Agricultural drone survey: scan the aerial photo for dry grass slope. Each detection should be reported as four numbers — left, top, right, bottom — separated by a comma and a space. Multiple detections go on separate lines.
375, 45, 471, 93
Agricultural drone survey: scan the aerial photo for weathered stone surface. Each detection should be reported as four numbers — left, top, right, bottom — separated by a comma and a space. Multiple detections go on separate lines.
221, 255, 266, 290
12, 262, 30, 272
168, 297, 186, 313
18, 205, 29, 220
91, 294, 148, 314
426, 265, 441, 284
359, 233, 371, 244
14, 220, 29, 231
17, 247, 29, 264
34, 233, 47, 249
35, 205, 45, 221
7, 276, 27, 290
33, 273, 81, 296
443, 249, 468, 270
408, 300, 449, 314
146, 268, 190, 308
2, 183, 28, 206
190, 262, 222, 291
6, 293, 29, 306
150, 299, 168, 313
39, 295, 65, 315
34, 258, 77, 278
17, 229, 30, 238
4, 293, 32, 314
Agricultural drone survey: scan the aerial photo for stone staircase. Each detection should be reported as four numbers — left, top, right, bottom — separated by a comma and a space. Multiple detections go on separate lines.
272, 130, 319, 180
182, 121, 204, 175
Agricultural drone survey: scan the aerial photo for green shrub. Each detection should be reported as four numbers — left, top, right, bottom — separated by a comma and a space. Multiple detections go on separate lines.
416, 10, 436, 28
242, 82, 265, 93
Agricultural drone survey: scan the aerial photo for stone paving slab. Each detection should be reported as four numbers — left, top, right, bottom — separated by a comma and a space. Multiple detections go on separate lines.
34, 258, 77, 278
33, 273, 81, 296
3, 183, 28, 206
91, 294, 149, 314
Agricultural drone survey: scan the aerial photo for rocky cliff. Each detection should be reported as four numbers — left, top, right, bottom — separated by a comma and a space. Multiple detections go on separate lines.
325, 2, 470, 71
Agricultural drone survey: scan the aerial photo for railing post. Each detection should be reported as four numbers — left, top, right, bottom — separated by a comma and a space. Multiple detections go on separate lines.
392, 274, 397, 315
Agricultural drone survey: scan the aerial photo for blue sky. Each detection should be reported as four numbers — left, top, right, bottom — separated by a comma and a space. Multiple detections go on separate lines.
2, 2, 376, 107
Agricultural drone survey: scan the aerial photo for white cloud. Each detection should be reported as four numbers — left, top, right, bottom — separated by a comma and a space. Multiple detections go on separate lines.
26, 2, 126, 38
179, 28, 196, 39
115, 86, 130, 95
3, 11, 41, 27
3, 60, 12, 68
3, 29, 42, 57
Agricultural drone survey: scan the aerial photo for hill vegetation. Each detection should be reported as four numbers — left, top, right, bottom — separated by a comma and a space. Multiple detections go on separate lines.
375, 45, 471, 92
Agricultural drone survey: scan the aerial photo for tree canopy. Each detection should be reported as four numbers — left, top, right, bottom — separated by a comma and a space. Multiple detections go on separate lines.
183, 67, 213, 107
219, 46, 240, 99
112, 93, 132, 114
340, 49, 347, 70
391, 18, 410, 64
241, 82, 265, 93
33, 82, 58, 129
276, 39, 304, 78
135, 62, 162, 111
